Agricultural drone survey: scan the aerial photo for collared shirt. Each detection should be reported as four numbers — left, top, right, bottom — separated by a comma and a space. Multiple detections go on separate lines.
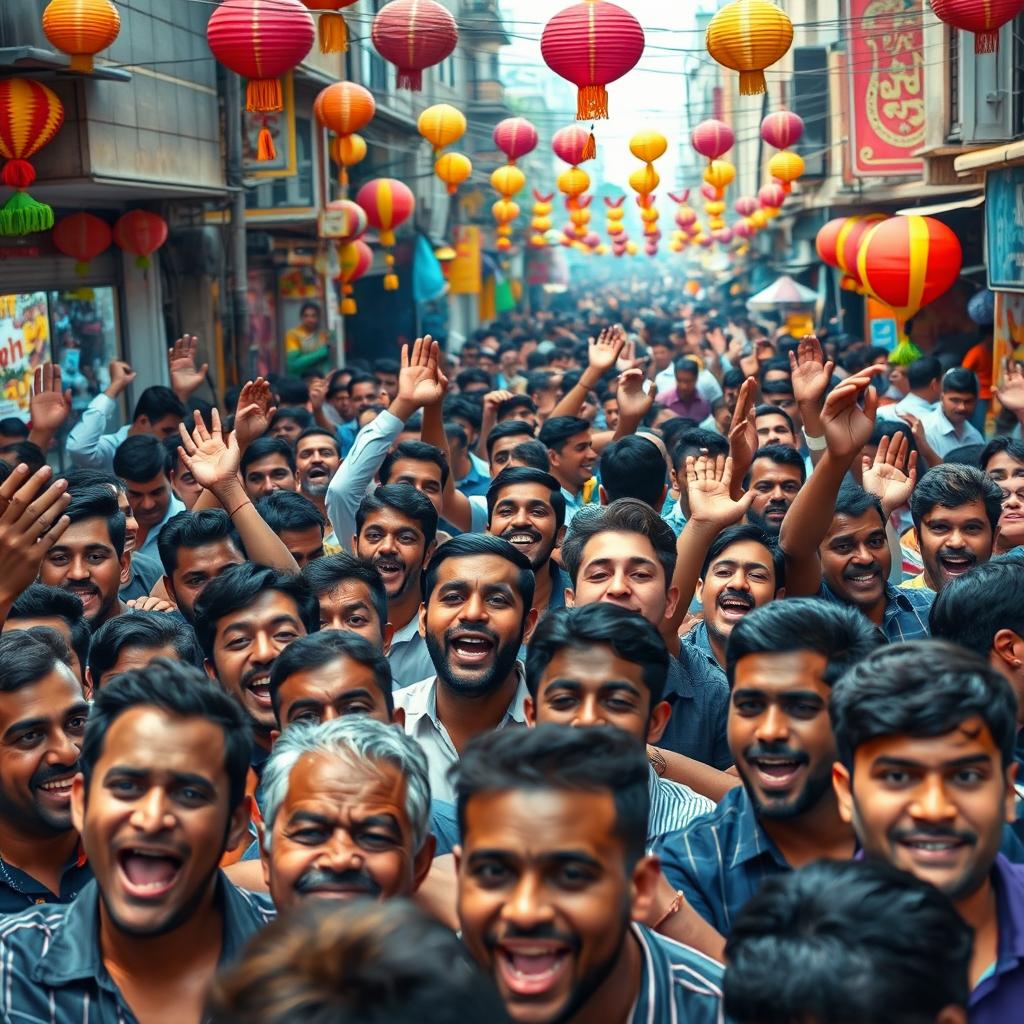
655, 366, 723, 406
66, 393, 129, 473
456, 457, 491, 497
387, 615, 436, 690
967, 856, 1024, 1024
0, 846, 92, 915
626, 923, 724, 1024
876, 391, 938, 422
395, 663, 529, 803
655, 389, 712, 422
920, 406, 985, 459
134, 493, 186, 562
648, 765, 715, 848
335, 418, 359, 458
0, 875, 274, 1022
662, 499, 687, 538
656, 785, 791, 936
560, 483, 598, 527
819, 580, 933, 643
899, 571, 933, 591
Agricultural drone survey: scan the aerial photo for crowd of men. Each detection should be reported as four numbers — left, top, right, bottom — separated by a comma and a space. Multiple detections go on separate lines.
0, 282, 1020, 1022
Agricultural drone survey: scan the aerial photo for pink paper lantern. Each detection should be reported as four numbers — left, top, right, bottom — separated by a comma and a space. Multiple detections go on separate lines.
552, 124, 593, 165
691, 118, 734, 160
760, 110, 804, 150
732, 220, 752, 238
759, 182, 785, 209
700, 182, 718, 201
735, 195, 759, 216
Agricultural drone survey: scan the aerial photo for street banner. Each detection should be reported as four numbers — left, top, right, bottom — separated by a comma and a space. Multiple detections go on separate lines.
449, 226, 482, 295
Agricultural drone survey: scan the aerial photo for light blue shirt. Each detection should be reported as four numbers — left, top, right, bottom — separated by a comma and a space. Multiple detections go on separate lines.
920, 407, 985, 458
135, 492, 185, 561
66, 393, 129, 474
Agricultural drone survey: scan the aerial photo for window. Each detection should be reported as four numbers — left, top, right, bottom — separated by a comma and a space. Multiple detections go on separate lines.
246, 117, 316, 210
948, 23, 961, 139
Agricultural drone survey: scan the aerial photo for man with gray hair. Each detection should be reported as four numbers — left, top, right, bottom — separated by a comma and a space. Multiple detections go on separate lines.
259, 717, 437, 913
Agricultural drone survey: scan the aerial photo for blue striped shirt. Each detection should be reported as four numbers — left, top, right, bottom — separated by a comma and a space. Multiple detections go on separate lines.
819, 581, 933, 643
648, 766, 715, 848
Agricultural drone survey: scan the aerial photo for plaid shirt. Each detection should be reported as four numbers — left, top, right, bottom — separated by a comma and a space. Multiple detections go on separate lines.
819, 581, 933, 643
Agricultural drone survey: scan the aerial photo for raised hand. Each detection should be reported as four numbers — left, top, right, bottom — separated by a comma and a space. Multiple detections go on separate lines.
308, 377, 327, 412
233, 378, 277, 451
789, 334, 835, 410
106, 359, 137, 398
397, 336, 445, 409
686, 453, 754, 529
862, 430, 918, 516
168, 335, 209, 399
727, 377, 759, 473
483, 389, 516, 412
587, 325, 626, 376
125, 596, 178, 613
615, 368, 656, 422
821, 366, 885, 462
615, 337, 645, 372
178, 407, 240, 493
997, 358, 1024, 414
29, 364, 72, 435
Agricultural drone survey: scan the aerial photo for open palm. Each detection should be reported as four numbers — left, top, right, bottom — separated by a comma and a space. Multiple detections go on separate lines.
178, 409, 239, 490
168, 335, 208, 396
686, 454, 753, 529
30, 365, 71, 433
997, 360, 1024, 413
234, 378, 276, 450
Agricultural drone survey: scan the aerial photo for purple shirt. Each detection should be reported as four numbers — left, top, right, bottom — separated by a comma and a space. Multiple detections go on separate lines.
970, 855, 1024, 1023
655, 388, 711, 421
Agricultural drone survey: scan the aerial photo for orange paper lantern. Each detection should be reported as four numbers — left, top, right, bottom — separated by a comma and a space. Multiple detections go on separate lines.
706, 0, 794, 96
113, 210, 168, 269
314, 82, 375, 137
836, 213, 886, 292
52, 211, 112, 273
417, 104, 466, 152
435, 152, 472, 194
42, 0, 121, 73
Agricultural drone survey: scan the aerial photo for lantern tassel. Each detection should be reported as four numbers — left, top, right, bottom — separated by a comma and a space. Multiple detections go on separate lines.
318, 12, 349, 53
2, 160, 37, 190
74, 261, 90, 276
975, 29, 999, 54
576, 85, 608, 120
582, 130, 597, 161
383, 274, 399, 290
0, 191, 54, 237
69, 54, 95, 73
738, 70, 767, 96
380, 230, 396, 246
246, 78, 284, 113
135, 255, 152, 269
257, 127, 276, 162
342, 297, 357, 314
395, 69, 423, 91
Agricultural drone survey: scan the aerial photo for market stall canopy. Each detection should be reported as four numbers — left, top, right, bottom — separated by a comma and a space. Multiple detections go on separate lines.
746, 274, 817, 308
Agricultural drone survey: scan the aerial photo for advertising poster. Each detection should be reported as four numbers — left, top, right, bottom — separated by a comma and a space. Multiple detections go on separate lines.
0, 292, 52, 420
986, 166, 1024, 293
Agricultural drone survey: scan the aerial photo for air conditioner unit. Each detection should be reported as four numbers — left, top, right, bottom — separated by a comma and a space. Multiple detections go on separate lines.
960, 22, 1015, 144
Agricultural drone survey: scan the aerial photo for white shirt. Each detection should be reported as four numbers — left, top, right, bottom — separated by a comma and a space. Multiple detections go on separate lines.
394, 663, 529, 802
920, 407, 985, 458
876, 391, 938, 422
387, 615, 435, 690
66, 393, 130, 473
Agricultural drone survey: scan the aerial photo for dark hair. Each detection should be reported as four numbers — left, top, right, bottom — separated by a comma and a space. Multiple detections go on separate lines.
724, 858, 971, 1024
508, 440, 550, 471
443, 395, 483, 433
162, 433, 186, 472
485, 467, 566, 532
65, 485, 126, 557
672, 357, 699, 377
670, 428, 729, 470
0, 630, 76, 693
485, 418, 535, 457
909, 463, 1002, 531
158, 509, 243, 576
830, 640, 1019, 770
21, 625, 75, 671
700, 523, 786, 590
760, 378, 795, 400
355, 484, 438, 549
294, 427, 340, 454
455, 368, 492, 391
4, 441, 45, 475
526, 604, 668, 705
0, 417, 28, 439
943, 367, 978, 396
301, 553, 388, 638
834, 479, 885, 528
980, 435, 1024, 472
599, 436, 667, 508
869, 419, 916, 450
562, 498, 676, 588
754, 403, 795, 434
256, 491, 325, 537
112, 434, 171, 483
379, 441, 450, 491
930, 560, 1024, 656
275, 378, 311, 405
496, 395, 537, 421
538, 416, 590, 454
726, 598, 880, 687
61, 467, 124, 494
132, 386, 185, 426
455, 725, 650, 867
905, 356, 942, 391
193, 563, 320, 662
372, 357, 400, 377
240, 436, 296, 475
270, 407, 313, 432
299, 301, 320, 317
443, 420, 468, 452
744, 444, 807, 488
88, 612, 204, 687
423, 533, 534, 612
723, 368, 745, 390
268, 630, 393, 724
526, 370, 561, 396
81, 659, 252, 810
348, 372, 377, 393
9, 583, 91, 673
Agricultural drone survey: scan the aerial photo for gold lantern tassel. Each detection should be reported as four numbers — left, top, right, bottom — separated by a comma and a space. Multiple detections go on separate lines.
738, 70, 767, 96
342, 285, 357, 315
257, 123, 276, 161
576, 85, 608, 120
319, 13, 349, 53
582, 126, 597, 161
383, 253, 398, 290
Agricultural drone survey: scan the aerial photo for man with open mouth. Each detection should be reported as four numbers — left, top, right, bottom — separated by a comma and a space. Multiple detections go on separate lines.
743, 444, 805, 538
832, 641, 1024, 1022
294, 426, 341, 547
455, 725, 725, 1024
0, 661, 272, 1022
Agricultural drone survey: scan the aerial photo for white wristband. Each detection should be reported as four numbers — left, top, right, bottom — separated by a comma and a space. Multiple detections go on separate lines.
804, 432, 827, 452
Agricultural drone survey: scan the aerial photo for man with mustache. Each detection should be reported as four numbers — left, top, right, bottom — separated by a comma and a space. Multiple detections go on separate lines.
395, 534, 537, 803
0, 631, 92, 911
258, 716, 435, 912
294, 427, 339, 529
831, 641, 1024, 1020
656, 598, 879, 938
743, 445, 805, 537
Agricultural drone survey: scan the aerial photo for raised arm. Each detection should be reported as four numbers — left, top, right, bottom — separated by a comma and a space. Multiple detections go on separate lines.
168, 335, 209, 403
28, 364, 72, 451
550, 326, 624, 423
789, 334, 834, 467
613, 368, 656, 440
726, 377, 758, 499
66, 358, 135, 469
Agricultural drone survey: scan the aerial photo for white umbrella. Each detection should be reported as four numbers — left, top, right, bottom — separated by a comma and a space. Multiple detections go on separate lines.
746, 274, 818, 309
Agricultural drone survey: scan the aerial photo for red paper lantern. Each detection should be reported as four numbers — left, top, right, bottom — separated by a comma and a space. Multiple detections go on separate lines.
552, 125, 594, 166
691, 119, 734, 160
837, 213, 887, 292
541, 0, 645, 120
338, 239, 373, 314
52, 212, 112, 274
371, 0, 458, 91
760, 110, 804, 149
815, 217, 844, 267
325, 198, 368, 244
929, 0, 1024, 53
355, 178, 415, 290
493, 118, 539, 163
759, 182, 785, 209
113, 210, 168, 269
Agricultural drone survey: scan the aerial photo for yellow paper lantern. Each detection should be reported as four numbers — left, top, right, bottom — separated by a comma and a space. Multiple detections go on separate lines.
492, 198, 521, 224
628, 164, 660, 195
417, 103, 467, 151
704, 200, 726, 217
434, 152, 472, 194
625, 241, 638, 255
641, 207, 659, 224
767, 149, 805, 193
557, 167, 590, 197
706, 0, 794, 96
570, 208, 590, 228
330, 133, 367, 188
749, 209, 769, 229
703, 160, 736, 192
491, 165, 526, 198
629, 130, 668, 163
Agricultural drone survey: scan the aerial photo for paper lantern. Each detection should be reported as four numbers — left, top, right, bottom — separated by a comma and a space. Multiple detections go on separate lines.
735, 195, 759, 217
355, 178, 414, 290
552, 124, 595, 166
691, 119, 734, 160
930, 0, 1024, 54
759, 182, 785, 209
314, 82, 375, 138
767, 150, 805, 193
0, 79, 64, 236
706, 0, 794, 96
42, 0, 121, 73
329, 134, 367, 189
675, 206, 697, 228
435, 152, 472, 194
303, 0, 360, 54
324, 198, 368, 243
541, 0, 645, 120
629, 131, 668, 163
338, 239, 373, 314
52, 212, 112, 273
492, 199, 521, 224
760, 110, 804, 149
837, 213, 886, 291
815, 217, 844, 268
557, 167, 590, 197
629, 165, 659, 195
733, 220, 752, 239
113, 210, 168, 269
704, 200, 726, 217
417, 104, 466, 152
703, 159, 736, 194
371, 0, 458, 91
857, 215, 963, 322
491, 165, 526, 199
493, 117, 538, 162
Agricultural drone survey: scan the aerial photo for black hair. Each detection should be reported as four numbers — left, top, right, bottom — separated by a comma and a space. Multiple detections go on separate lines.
81, 659, 252, 810
454, 725, 650, 868
526, 604, 669, 704
744, 444, 807, 487
9, 583, 91, 673
672, 357, 699, 377
88, 612, 204, 687
830, 640, 1019, 770
158, 509, 243, 576
348, 372, 377, 392
21, 625, 75, 671
162, 433, 187, 471
905, 356, 942, 391
240, 436, 296, 475
834, 480, 885, 529
538, 416, 590, 456
700, 523, 786, 590
561, 498, 676, 588
508, 440, 550, 471
372, 357, 400, 377
869, 419, 916, 450
299, 301, 321, 317
355, 484, 438, 549
132, 386, 185, 426
112, 434, 172, 483
485, 418, 535, 458
193, 563, 320, 662
61, 467, 124, 494
722, 368, 745, 390
443, 395, 483, 433
268, 630, 394, 724
496, 395, 537, 421
485, 467, 567, 532
65, 485, 126, 557
0, 417, 28, 439
909, 463, 1002, 531
3, 441, 45, 475
255, 490, 326, 536
275, 378, 311, 405
599, 436, 667, 508
930, 561, 1024, 657
942, 367, 978, 396
760, 378, 795, 399
294, 426, 340, 453
754, 403, 795, 434
723, 858, 971, 1024
980, 435, 1024, 471
270, 407, 313, 432
455, 368, 492, 391
423, 531, 535, 605
0, 630, 76, 693
379, 441, 450, 491
301, 553, 389, 637
726, 597, 880, 687
443, 421, 468, 452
